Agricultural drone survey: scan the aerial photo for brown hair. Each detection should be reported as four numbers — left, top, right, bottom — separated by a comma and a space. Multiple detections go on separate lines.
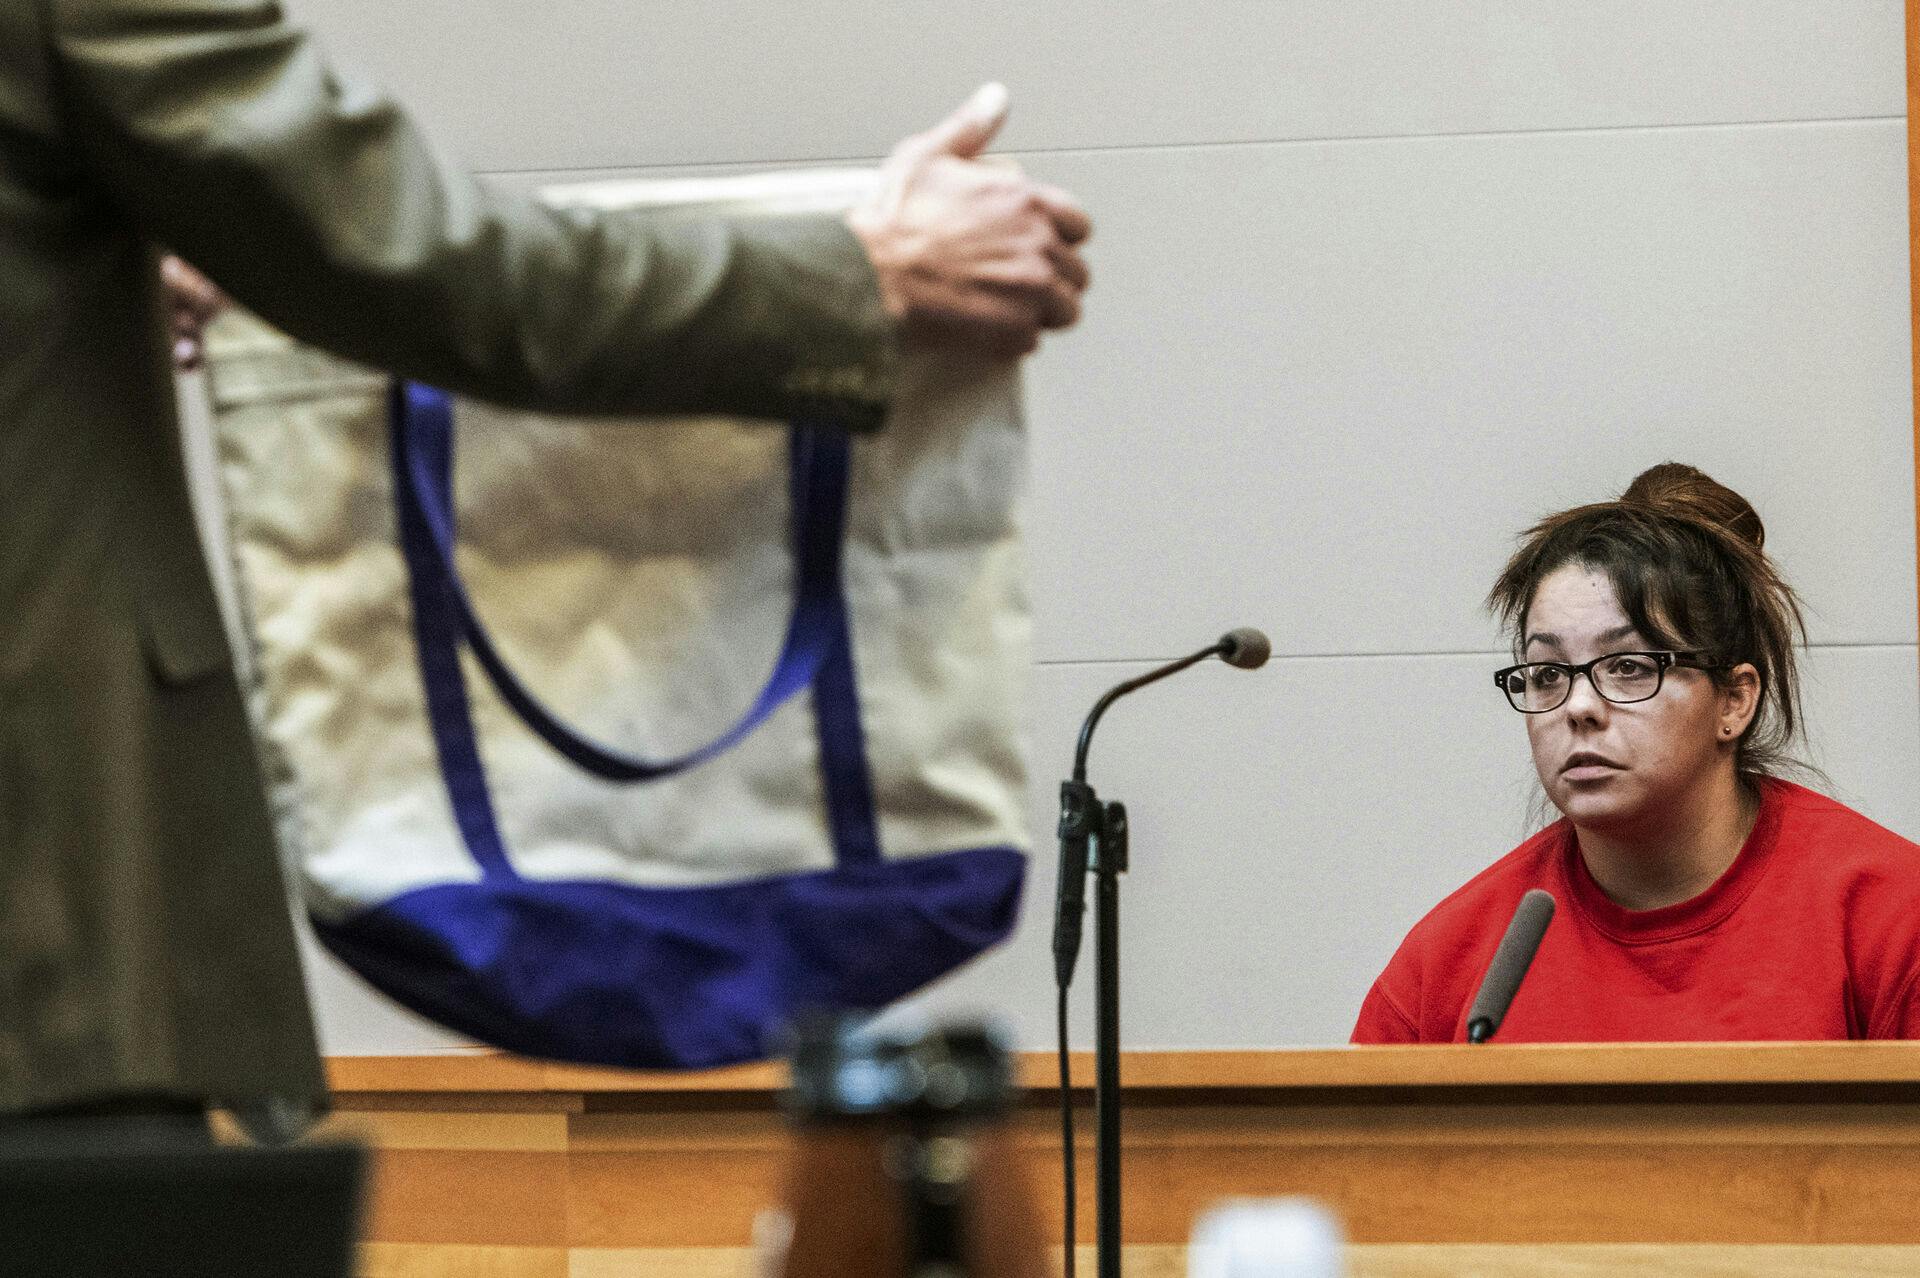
1488, 463, 1810, 782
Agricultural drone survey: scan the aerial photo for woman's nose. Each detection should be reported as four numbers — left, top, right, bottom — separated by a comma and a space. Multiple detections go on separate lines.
1559, 667, 1610, 719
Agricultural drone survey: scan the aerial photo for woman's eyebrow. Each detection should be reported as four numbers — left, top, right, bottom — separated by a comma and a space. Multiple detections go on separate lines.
1523, 623, 1640, 654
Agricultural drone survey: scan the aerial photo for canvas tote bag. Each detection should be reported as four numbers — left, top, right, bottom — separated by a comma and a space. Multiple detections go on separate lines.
202, 170, 1031, 1070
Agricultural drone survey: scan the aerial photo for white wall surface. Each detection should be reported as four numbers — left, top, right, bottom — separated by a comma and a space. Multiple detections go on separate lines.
183, 1, 1916, 1052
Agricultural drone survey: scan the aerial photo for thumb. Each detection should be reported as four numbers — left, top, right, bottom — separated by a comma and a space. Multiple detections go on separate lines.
916, 82, 1010, 159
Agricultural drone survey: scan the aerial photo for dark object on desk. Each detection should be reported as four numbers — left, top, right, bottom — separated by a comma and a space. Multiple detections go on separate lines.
778, 1018, 1049, 1278
0, 1123, 363, 1278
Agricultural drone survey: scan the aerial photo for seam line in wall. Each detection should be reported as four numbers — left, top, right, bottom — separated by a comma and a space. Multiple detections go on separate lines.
475, 114, 1905, 180
1038, 642, 1920, 670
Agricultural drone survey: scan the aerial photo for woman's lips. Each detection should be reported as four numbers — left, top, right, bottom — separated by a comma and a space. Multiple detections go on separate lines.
1561, 754, 1623, 782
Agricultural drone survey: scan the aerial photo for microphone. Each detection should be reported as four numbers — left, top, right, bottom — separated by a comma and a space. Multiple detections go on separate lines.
1465, 889, 1555, 1043
1053, 628, 1272, 988
1217, 628, 1271, 670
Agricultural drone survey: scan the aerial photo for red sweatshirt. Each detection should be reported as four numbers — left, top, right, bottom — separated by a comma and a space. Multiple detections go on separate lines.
1351, 780, 1920, 1043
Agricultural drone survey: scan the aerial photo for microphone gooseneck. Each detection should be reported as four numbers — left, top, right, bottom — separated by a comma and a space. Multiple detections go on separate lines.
1057, 627, 1272, 984
1070, 628, 1273, 781
1465, 888, 1556, 1043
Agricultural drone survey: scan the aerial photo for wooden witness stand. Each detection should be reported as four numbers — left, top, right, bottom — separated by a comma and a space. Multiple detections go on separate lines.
321, 1043, 1920, 1277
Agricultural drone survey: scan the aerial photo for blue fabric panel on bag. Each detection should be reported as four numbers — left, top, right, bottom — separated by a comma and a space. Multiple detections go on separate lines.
312, 846, 1027, 1069
391, 382, 848, 783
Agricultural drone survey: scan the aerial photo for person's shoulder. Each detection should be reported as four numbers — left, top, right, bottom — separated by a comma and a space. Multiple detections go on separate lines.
1762, 780, 1920, 1034
1387, 820, 1567, 964
1412, 820, 1567, 928
1765, 779, 1920, 866
1358, 822, 1566, 1042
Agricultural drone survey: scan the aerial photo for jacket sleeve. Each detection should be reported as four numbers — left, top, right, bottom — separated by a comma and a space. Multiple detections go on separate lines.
46, 0, 898, 427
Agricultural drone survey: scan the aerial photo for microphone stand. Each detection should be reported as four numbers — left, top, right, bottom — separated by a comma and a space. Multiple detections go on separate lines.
1058, 645, 1222, 1278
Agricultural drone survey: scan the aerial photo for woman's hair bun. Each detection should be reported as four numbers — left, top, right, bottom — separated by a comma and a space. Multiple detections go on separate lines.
1620, 462, 1764, 551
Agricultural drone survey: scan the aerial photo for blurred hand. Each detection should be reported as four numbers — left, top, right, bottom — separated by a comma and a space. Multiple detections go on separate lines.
848, 84, 1091, 359
161, 255, 227, 371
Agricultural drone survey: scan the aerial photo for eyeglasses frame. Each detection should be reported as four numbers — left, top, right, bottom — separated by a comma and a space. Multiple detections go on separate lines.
1492, 650, 1728, 714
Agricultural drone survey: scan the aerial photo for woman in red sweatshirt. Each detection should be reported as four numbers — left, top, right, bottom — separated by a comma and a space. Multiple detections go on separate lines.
1352, 463, 1920, 1043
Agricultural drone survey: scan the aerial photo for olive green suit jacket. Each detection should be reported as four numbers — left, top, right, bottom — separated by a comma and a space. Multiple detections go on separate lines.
0, 0, 896, 1113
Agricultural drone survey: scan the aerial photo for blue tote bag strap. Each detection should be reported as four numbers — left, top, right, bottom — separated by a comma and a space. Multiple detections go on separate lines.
388, 381, 853, 784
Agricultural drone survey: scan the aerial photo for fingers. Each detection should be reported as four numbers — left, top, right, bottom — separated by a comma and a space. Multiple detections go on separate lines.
160, 255, 228, 371
914, 295, 1043, 360
911, 82, 1011, 162
988, 276, 1079, 333
935, 273, 1081, 355
1046, 238, 1091, 293
1036, 278, 1081, 330
1033, 183, 1092, 245
161, 255, 224, 322
858, 86, 1092, 359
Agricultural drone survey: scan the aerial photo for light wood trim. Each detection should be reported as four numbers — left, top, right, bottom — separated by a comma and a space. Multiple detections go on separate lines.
326, 1043, 1920, 1098
360, 1243, 1920, 1278
327, 1053, 553, 1093
1346, 1248, 1920, 1278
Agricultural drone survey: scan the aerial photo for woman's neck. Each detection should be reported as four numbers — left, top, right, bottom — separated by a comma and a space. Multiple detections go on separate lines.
1573, 772, 1761, 911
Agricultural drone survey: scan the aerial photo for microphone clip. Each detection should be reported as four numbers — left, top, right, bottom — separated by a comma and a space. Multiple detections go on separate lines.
1054, 782, 1127, 990
1091, 800, 1128, 875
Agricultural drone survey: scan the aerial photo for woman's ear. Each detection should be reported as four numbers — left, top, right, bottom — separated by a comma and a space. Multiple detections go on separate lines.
1719, 663, 1761, 741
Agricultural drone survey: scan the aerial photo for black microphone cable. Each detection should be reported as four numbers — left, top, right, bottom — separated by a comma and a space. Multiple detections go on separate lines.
1057, 979, 1076, 1278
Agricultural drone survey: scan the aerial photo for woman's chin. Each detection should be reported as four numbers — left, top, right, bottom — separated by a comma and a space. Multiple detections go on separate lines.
1548, 780, 1645, 831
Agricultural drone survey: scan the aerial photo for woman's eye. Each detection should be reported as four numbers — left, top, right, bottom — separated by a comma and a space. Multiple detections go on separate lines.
1527, 666, 1565, 690
1605, 656, 1652, 679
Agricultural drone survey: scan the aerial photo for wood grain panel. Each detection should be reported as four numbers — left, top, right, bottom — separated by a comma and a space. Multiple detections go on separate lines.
323, 1047, 1920, 1260
1106, 1102, 1920, 1148
565, 1248, 758, 1278
1118, 1141, 1920, 1245
1348, 1245, 1920, 1277
567, 1146, 782, 1248
329, 1054, 554, 1093
357, 1244, 1920, 1278
357, 1149, 571, 1247
356, 1243, 567, 1278
319, 1110, 570, 1152
328, 1044, 1920, 1096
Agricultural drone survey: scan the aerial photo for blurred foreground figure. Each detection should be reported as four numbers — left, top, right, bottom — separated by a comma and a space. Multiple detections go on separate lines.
774, 1019, 1051, 1278
0, 0, 1088, 1122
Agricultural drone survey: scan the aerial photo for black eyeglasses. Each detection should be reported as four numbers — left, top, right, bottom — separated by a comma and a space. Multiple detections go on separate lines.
1493, 651, 1724, 714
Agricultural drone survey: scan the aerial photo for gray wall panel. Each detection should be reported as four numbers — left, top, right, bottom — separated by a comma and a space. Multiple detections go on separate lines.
491, 124, 1916, 660
282, 1, 1901, 170
1016, 122, 1914, 661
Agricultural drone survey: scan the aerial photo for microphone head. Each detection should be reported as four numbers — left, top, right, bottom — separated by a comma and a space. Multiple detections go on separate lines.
1217, 627, 1271, 670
